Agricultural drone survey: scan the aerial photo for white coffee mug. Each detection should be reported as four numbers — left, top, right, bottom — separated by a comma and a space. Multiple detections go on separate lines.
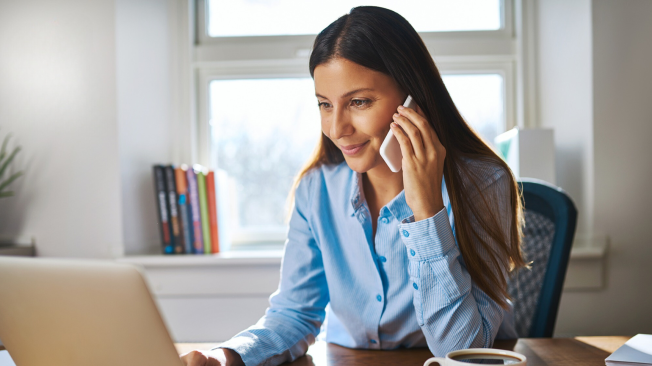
423, 348, 526, 365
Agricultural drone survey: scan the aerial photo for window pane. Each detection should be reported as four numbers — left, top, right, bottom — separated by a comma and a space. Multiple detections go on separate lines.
210, 78, 321, 229
208, 0, 501, 37
442, 74, 504, 146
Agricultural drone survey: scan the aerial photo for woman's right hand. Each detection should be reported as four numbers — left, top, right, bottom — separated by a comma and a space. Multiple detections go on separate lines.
180, 347, 244, 366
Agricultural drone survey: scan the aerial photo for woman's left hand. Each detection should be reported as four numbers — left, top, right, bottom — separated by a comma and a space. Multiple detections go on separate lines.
390, 104, 446, 222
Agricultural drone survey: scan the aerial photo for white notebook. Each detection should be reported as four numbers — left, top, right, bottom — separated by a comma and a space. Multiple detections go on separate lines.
606, 334, 652, 366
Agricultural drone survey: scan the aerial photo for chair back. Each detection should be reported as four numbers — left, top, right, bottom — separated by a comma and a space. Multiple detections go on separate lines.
508, 178, 577, 337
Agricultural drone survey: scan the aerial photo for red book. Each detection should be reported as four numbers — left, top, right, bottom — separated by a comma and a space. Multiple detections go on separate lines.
205, 171, 220, 253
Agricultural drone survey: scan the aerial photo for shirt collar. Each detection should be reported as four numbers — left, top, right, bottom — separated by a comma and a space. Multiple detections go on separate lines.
348, 171, 365, 217
347, 168, 448, 222
385, 189, 414, 222
347, 169, 414, 222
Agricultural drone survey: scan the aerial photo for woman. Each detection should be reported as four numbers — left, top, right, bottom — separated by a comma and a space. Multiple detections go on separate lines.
182, 6, 525, 366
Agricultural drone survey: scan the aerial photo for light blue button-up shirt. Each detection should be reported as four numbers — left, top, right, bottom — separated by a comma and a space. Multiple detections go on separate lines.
219, 160, 517, 366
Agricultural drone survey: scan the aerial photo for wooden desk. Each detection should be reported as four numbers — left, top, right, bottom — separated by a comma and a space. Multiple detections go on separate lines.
0, 336, 630, 365
175, 336, 630, 366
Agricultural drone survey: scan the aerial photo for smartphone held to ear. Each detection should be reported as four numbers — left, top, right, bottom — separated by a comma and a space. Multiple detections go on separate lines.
379, 95, 417, 173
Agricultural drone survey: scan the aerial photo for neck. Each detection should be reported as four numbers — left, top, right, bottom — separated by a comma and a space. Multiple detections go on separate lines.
362, 162, 404, 206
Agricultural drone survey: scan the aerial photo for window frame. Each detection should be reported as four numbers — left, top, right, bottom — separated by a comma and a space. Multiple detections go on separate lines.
193, 0, 518, 247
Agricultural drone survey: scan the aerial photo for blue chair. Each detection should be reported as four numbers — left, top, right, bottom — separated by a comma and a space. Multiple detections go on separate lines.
507, 178, 578, 337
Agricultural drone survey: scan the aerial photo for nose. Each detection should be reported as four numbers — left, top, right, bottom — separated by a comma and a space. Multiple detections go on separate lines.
329, 107, 353, 140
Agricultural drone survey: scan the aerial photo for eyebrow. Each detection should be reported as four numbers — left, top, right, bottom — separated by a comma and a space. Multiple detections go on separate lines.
315, 88, 375, 99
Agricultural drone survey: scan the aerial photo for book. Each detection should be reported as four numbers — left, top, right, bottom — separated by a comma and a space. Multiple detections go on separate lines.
186, 167, 204, 254
195, 165, 212, 254
175, 166, 193, 254
164, 165, 184, 254
606, 334, 652, 366
205, 170, 220, 253
153, 165, 174, 254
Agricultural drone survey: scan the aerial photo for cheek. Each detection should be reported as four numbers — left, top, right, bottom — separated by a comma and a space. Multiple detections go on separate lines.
320, 118, 331, 138
354, 111, 391, 139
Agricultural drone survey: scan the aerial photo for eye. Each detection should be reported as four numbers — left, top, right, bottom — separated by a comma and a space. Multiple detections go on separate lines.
317, 101, 331, 109
351, 99, 370, 108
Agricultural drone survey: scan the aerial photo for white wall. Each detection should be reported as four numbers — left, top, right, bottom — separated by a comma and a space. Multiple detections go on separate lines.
536, 0, 652, 336
116, 0, 175, 255
0, 0, 184, 256
555, 0, 652, 336
0, 0, 123, 258
535, 0, 594, 236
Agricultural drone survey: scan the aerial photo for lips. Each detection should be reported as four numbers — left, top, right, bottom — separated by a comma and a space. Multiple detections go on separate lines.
340, 141, 369, 156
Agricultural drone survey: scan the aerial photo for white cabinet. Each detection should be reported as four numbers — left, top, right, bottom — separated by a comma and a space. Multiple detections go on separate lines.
118, 252, 282, 342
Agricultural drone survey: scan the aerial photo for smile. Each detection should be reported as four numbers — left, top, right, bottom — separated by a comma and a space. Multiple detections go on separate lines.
340, 141, 370, 156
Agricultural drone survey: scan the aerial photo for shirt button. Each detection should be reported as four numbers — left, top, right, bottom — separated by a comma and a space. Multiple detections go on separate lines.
381, 217, 389, 224
370, 339, 377, 344
402, 230, 410, 237
410, 249, 416, 256
413, 282, 419, 290
376, 294, 382, 302
379, 256, 387, 263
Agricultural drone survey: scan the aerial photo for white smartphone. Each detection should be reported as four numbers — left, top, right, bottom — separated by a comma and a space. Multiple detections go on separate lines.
379, 95, 418, 172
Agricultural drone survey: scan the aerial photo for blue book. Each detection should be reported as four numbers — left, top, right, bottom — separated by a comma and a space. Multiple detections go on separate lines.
175, 166, 193, 254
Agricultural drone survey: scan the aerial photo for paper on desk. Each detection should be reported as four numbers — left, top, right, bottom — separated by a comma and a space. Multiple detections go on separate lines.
606, 334, 652, 366
0, 351, 16, 366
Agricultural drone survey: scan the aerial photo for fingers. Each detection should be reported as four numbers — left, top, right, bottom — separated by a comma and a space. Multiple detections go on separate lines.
180, 350, 210, 366
397, 105, 442, 157
390, 122, 414, 163
393, 112, 425, 160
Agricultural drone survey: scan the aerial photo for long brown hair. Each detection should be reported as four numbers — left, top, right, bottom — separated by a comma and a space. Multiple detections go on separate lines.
293, 6, 525, 308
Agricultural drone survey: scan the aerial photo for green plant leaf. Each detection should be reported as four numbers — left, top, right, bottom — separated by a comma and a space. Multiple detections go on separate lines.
0, 133, 10, 163
0, 191, 14, 198
0, 171, 23, 192
0, 146, 21, 179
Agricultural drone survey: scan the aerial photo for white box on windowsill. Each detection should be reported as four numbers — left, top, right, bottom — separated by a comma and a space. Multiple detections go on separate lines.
494, 128, 556, 185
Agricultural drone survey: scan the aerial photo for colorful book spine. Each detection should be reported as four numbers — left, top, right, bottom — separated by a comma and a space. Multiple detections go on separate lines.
205, 171, 220, 253
186, 168, 204, 254
195, 165, 212, 254
153, 165, 174, 254
175, 166, 193, 254
165, 165, 184, 254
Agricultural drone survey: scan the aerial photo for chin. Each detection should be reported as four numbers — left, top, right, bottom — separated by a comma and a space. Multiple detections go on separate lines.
342, 153, 382, 174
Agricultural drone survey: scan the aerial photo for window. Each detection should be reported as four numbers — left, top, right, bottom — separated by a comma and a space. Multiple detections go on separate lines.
195, 0, 516, 248
442, 74, 505, 145
207, 0, 502, 37
210, 78, 320, 231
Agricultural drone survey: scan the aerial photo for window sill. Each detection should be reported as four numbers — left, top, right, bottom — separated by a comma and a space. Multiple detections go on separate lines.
116, 250, 283, 268
563, 235, 608, 290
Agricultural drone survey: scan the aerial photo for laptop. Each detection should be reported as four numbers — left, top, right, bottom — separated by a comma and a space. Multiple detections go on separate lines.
0, 256, 184, 366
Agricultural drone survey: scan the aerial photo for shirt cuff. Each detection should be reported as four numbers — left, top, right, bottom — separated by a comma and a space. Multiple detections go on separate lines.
398, 207, 458, 260
214, 336, 262, 366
